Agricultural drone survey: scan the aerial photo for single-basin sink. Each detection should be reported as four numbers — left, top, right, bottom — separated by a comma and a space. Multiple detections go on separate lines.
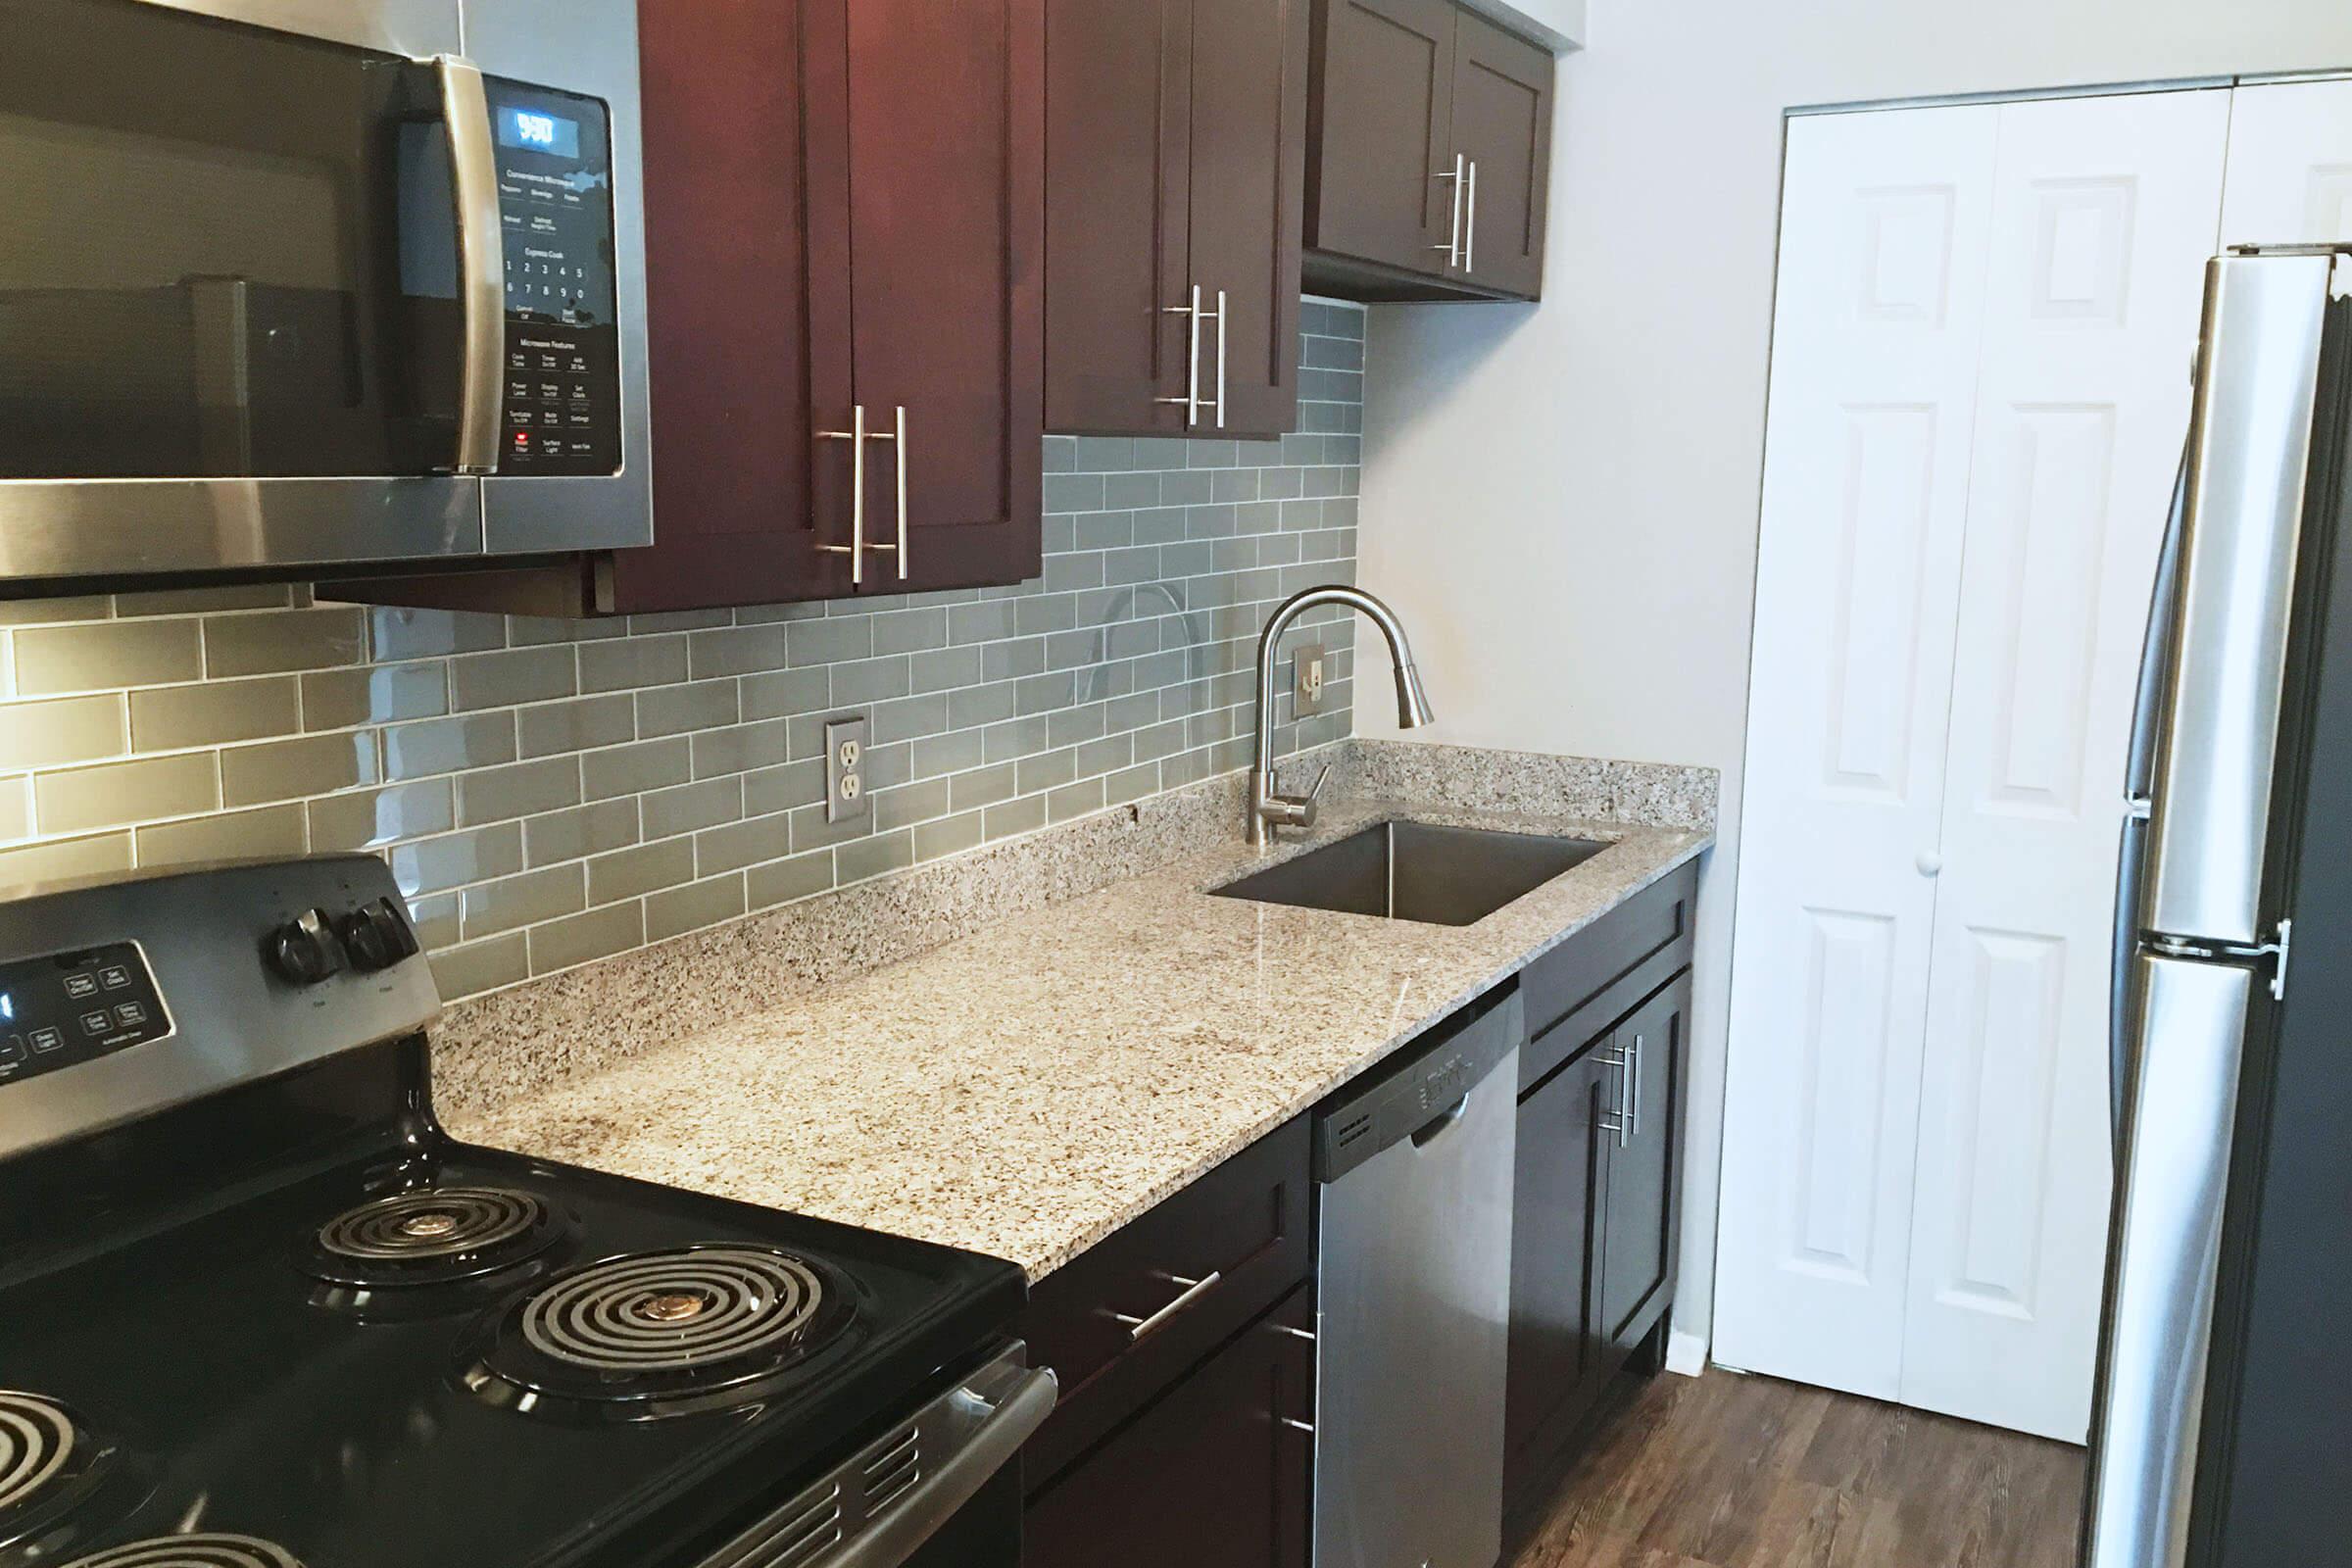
1211, 820, 1607, 926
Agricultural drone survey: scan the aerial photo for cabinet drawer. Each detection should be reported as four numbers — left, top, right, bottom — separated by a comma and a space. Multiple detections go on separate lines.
1521, 862, 1697, 1089
1017, 1114, 1313, 1489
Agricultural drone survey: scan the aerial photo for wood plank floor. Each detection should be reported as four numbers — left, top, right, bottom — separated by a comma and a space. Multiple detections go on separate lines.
1504, 1369, 2087, 1568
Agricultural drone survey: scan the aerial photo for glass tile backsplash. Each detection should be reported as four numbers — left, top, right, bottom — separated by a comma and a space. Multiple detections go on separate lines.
0, 302, 1365, 1001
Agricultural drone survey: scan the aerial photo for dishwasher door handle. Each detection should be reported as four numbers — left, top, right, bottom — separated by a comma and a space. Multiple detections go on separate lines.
1411, 1096, 1471, 1148
1112, 1270, 1224, 1343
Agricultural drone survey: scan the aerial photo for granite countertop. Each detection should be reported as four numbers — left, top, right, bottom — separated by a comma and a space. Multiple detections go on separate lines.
445, 795, 1709, 1282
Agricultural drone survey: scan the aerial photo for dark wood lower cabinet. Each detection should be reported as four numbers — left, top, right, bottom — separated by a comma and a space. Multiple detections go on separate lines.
1600, 974, 1689, 1348
1504, 1040, 1611, 1481
1024, 1288, 1314, 1568
1504, 969, 1692, 1507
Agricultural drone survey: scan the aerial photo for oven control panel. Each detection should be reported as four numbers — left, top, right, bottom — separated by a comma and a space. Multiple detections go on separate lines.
489, 78, 622, 478
0, 942, 171, 1089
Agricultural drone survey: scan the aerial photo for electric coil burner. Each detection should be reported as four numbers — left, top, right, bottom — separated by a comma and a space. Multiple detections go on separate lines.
466, 1246, 859, 1419
0, 1395, 78, 1524
0, 855, 1042, 1568
305, 1187, 567, 1289
58, 1537, 303, 1568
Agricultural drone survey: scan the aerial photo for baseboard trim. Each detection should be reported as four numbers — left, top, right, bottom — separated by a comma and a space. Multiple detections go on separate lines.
1666, 1329, 1709, 1379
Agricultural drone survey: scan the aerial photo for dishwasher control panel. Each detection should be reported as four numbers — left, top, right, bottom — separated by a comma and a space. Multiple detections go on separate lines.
1313, 983, 1523, 1182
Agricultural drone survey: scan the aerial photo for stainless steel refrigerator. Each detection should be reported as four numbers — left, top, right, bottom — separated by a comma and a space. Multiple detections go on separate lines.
2086, 242, 2352, 1568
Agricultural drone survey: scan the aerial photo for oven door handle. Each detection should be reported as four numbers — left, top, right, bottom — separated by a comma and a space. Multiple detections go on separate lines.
825, 1364, 1057, 1568
436, 54, 506, 476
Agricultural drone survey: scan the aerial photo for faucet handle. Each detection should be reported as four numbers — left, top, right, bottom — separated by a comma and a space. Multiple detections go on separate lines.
1274, 763, 1332, 829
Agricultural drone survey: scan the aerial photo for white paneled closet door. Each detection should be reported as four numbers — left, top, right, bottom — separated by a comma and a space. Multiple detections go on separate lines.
1897, 89, 2228, 1444
1719, 88, 2233, 1440
2221, 77, 2352, 244
1713, 104, 2000, 1403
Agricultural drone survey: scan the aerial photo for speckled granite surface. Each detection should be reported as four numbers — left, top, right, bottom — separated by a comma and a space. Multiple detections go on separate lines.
442, 751, 1712, 1282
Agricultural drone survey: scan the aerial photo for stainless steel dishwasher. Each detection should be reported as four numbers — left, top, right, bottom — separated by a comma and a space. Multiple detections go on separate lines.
1312, 985, 1522, 1568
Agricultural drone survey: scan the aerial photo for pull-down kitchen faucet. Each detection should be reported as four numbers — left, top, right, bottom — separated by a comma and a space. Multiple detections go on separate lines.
1250, 585, 1435, 848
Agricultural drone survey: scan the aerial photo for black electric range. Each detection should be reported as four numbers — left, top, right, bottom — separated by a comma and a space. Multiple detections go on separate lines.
0, 857, 1048, 1568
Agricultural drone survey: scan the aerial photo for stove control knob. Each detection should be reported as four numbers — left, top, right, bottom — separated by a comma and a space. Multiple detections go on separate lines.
336, 899, 420, 972
268, 908, 347, 986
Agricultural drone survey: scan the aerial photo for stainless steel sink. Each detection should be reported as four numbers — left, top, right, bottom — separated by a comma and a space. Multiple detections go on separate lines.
1211, 820, 1607, 926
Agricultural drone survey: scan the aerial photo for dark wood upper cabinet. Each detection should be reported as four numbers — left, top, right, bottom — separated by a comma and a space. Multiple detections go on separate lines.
1043, 0, 1193, 436
1448, 10, 1551, 300
1302, 0, 1457, 275
332, 0, 1043, 616
1044, 0, 1306, 439
816, 0, 1044, 595
623, 0, 837, 612
1303, 0, 1552, 302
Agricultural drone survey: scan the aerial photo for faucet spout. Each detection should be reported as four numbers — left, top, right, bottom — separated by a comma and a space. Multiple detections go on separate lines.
1250, 585, 1433, 849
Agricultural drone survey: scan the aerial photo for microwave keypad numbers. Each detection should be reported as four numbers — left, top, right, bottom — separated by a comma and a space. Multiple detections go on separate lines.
490, 79, 623, 477
0, 943, 171, 1088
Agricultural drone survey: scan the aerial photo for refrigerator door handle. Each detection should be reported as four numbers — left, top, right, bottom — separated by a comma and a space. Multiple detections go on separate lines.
2111, 451, 2192, 1143
2082, 954, 2256, 1568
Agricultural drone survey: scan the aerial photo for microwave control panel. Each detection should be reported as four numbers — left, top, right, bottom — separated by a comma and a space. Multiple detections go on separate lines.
0, 942, 172, 1090
488, 79, 622, 477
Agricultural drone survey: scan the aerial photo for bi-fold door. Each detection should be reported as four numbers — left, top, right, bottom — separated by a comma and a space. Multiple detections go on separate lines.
1716, 84, 2270, 1444
1722, 74, 2352, 1443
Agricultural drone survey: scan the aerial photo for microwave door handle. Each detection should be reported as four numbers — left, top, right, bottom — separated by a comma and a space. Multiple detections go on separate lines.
437, 55, 505, 476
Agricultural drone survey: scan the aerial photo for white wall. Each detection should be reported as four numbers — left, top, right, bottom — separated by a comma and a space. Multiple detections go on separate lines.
1353, 0, 2352, 1369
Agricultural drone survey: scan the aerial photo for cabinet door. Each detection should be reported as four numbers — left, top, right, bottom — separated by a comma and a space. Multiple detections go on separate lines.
1043, 0, 1193, 435
1600, 976, 1690, 1348
617, 0, 847, 612
810, 0, 1045, 595
1024, 1291, 1313, 1568
1305, 0, 1457, 274
1447, 10, 1550, 299
1190, 0, 1307, 437
1504, 1038, 1612, 1490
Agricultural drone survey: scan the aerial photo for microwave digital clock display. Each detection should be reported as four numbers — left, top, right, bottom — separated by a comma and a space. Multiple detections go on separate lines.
498, 105, 580, 160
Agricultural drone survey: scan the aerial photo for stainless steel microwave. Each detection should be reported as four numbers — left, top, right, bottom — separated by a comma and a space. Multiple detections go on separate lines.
0, 0, 652, 582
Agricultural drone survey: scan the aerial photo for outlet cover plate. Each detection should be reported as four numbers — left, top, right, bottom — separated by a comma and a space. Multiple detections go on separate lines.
1294, 643, 1327, 717
825, 715, 869, 825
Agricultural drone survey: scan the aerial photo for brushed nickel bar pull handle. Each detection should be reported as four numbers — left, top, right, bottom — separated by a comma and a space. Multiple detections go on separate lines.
1464, 159, 1479, 274
1212, 289, 1228, 430
1154, 285, 1204, 424
1619, 1039, 1636, 1149
1597, 1044, 1631, 1146
436, 55, 504, 475
817, 404, 868, 587
1110, 1269, 1224, 1343
853, 408, 908, 582
1279, 1417, 1316, 1436
1430, 153, 1465, 268
1629, 1032, 1643, 1139
889, 404, 908, 580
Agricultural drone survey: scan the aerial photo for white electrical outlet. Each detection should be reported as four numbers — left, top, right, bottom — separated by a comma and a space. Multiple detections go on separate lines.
1294, 642, 1327, 717
824, 716, 869, 824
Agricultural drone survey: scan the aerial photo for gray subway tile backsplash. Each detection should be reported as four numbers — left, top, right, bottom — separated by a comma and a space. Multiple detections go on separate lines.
0, 302, 1364, 1000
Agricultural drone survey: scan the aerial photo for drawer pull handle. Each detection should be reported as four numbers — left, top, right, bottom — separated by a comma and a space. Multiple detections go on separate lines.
1111, 1270, 1224, 1343
1278, 1417, 1316, 1436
